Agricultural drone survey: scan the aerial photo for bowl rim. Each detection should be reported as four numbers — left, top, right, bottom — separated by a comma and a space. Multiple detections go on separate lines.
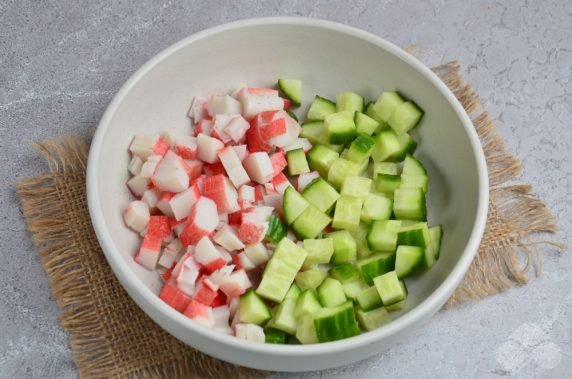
87, 16, 489, 356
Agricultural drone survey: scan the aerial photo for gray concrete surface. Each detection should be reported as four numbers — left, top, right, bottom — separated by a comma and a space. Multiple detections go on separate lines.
1, 0, 570, 377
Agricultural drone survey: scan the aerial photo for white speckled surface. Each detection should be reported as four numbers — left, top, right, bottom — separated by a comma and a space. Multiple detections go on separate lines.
1, 1, 570, 377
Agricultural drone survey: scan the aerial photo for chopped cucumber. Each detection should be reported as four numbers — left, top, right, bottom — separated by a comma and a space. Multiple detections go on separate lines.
285, 283, 302, 300
372, 129, 402, 162
374, 271, 406, 306
295, 267, 326, 290
356, 286, 383, 311
302, 177, 340, 213
390, 133, 417, 161
400, 174, 429, 192
355, 306, 391, 331
357, 252, 396, 285
278, 79, 302, 106
375, 174, 401, 196
385, 299, 406, 312
402, 154, 428, 175
265, 327, 287, 344
398, 222, 431, 248
329, 263, 360, 284
395, 245, 423, 278
286, 148, 310, 175
325, 230, 357, 264
283, 186, 310, 225
295, 290, 322, 318
361, 193, 393, 224
365, 101, 387, 127
342, 279, 369, 300
257, 238, 307, 303
427, 225, 443, 260
346, 134, 376, 164
296, 314, 319, 344
373, 162, 399, 176
332, 195, 363, 231
325, 111, 357, 144
341, 175, 372, 200
317, 278, 347, 307
303, 238, 334, 268
291, 205, 331, 239
367, 220, 402, 252
266, 214, 288, 242
388, 101, 424, 135
373, 92, 406, 122
336, 92, 364, 113
313, 301, 360, 342
327, 158, 361, 189
271, 298, 297, 335
353, 222, 375, 259
307, 144, 339, 177
393, 188, 426, 221
240, 290, 271, 325
300, 121, 325, 144
307, 95, 336, 121
354, 112, 380, 136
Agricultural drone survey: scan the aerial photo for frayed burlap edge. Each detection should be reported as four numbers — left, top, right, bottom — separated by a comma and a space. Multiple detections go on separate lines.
15, 61, 563, 377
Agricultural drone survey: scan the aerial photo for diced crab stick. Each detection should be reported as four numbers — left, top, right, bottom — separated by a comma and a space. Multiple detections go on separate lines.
219, 269, 252, 298
151, 151, 190, 193
254, 185, 265, 202
245, 122, 271, 153
235, 323, 265, 343
169, 183, 201, 221
211, 290, 228, 308
283, 137, 312, 153
176, 254, 201, 296
203, 162, 226, 177
197, 133, 224, 164
271, 172, 292, 195
184, 300, 215, 327
195, 236, 227, 273
128, 155, 143, 175
156, 192, 175, 218
264, 182, 277, 195
129, 134, 170, 160
179, 196, 218, 247
194, 119, 213, 136
127, 175, 151, 198
207, 264, 235, 287
147, 215, 171, 239
232, 145, 249, 161
158, 238, 184, 268
193, 277, 220, 305
236, 252, 256, 271
211, 115, 234, 144
224, 115, 250, 143
238, 185, 255, 203
282, 98, 293, 110
141, 187, 160, 209
123, 200, 150, 233
188, 96, 207, 123
139, 154, 162, 178
242, 152, 274, 184
212, 305, 233, 335
241, 93, 284, 120
233, 87, 279, 101
159, 282, 192, 312
219, 147, 250, 188
202, 175, 240, 214
297, 171, 321, 192
191, 174, 207, 192
238, 217, 268, 245
135, 234, 162, 270
263, 193, 282, 213
206, 95, 241, 117
269, 111, 301, 148
244, 243, 269, 266
259, 112, 287, 141
175, 135, 198, 159
181, 159, 203, 183
228, 296, 240, 318
162, 128, 183, 147
269, 150, 288, 176
213, 224, 245, 251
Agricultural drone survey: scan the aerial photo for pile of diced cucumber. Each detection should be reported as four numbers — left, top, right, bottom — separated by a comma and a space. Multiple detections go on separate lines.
243, 83, 443, 344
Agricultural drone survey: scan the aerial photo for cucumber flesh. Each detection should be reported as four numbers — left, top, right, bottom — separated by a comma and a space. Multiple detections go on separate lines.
361, 193, 393, 224
402, 154, 428, 175
300, 121, 326, 144
265, 327, 287, 344
341, 175, 372, 200
354, 112, 380, 136
388, 101, 424, 135
278, 79, 302, 106
356, 286, 383, 311
307, 144, 340, 177
346, 134, 376, 164
283, 186, 310, 225
357, 252, 396, 285
296, 314, 319, 344
367, 220, 402, 252
313, 301, 360, 342
317, 277, 347, 307
336, 92, 364, 113
325, 230, 357, 264
373, 91, 406, 122
302, 238, 334, 268
295, 267, 327, 290
393, 188, 426, 221
325, 111, 357, 144
428, 225, 443, 260
307, 95, 336, 121
374, 271, 406, 306
342, 279, 369, 300
295, 289, 322, 318
286, 148, 310, 175
271, 298, 298, 335
302, 177, 340, 213
355, 306, 391, 331
291, 205, 332, 239
332, 195, 363, 231
239, 290, 271, 325
395, 245, 423, 278
329, 263, 360, 284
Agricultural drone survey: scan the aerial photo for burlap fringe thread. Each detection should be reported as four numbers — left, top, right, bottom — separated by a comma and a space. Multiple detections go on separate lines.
15, 61, 562, 378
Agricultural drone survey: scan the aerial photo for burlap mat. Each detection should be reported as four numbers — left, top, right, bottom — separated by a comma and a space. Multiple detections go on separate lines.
16, 61, 561, 378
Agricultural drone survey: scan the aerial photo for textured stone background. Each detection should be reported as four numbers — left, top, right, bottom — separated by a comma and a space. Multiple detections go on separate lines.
1, 0, 570, 377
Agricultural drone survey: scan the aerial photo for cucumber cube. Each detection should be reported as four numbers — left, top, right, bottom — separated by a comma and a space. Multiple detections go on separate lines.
342, 279, 369, 300
393, 188, 427, 221
302, 177, 340, 212
295, 267, 327, 290
329, 263, 360, 284
346, 134, 376, 163
336, 92, 364, 113
300, 121, 326, 144
285, 283, 302, 300
402, 154, 428, 175
427, 225, 443, 260
313, 301, 360, 342
395, 245, 423, 278
341, 175, 372, 200
239, 290, 271, 325
373, 162, 399, 176
388, 101, 424, 135
325, 230, 357, 264
271, 298, 298, 335
398, 222, 431, 248
266, 214, 288, 242
367, 220, 402, 252
303, 238, 334, 268
361, 193, 393, 224
307, 95, 336, 121
278, 78, 302, 106
354, 112, 381, 136
283, 187, 310, 225
400, 174, 429, 192
390, 133, 417, 161
356, 286, 383, 311
291, 205, 331, 239
355, 306, 391, 331
307, 144, 340, 177
265, 328, 287, 344
327, 158, 361, 189
365, 101, 387, 125
385, 299, 406, 312
352, 222, 375, 259
286, 148, 310, 175
373, 91, 406, 122
296, 314, 319, 344
375, 174, 401, 196
372, 129, 402, 162
325, 111, 357, 145
295, 290, 322, 318
332, 195, 364, 231
374, 271, 406, 306
357, 252, 396, 285
317, 278, 347, 307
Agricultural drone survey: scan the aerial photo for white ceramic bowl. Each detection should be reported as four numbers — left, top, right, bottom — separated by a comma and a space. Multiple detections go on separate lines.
87, 17, 488, 371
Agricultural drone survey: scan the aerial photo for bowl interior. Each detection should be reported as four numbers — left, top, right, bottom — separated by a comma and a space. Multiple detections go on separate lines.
93, 21, 482, 343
